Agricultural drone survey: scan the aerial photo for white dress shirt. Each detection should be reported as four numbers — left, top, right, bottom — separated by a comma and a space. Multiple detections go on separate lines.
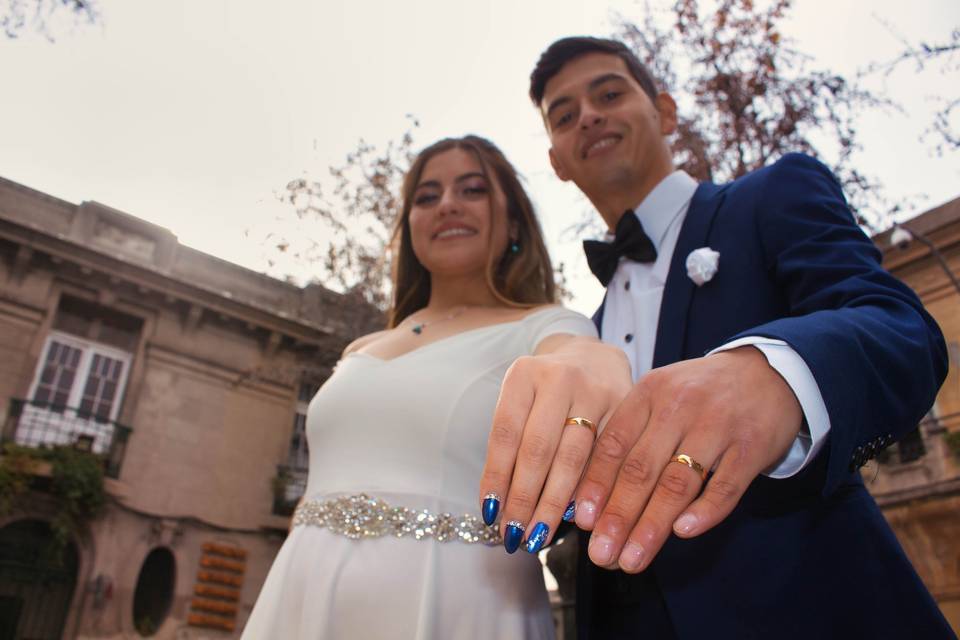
599, 171, 829, 478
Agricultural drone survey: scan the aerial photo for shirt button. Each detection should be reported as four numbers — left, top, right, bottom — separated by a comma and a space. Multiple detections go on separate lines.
625, 334, 634, 343
624, 280, 631, 291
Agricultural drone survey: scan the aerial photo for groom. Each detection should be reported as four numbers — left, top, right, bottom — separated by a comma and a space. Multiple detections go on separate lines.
522, 37, 952, 638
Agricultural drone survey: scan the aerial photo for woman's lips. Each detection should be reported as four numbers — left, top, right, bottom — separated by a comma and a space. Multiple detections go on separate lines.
433, 226, 478, 240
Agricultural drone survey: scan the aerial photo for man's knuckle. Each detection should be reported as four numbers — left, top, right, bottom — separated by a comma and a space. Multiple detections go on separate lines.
637, 369, 658, 388
595, 430, 631, 462
727, 436, 756, 465
577, 476, 605, 499
632, 375, 655, 401
674, 379, 708, 408
705, 477, 741, 504
656, 469, 695, 501
597, 511, 630, 534
619, 455, 656, 487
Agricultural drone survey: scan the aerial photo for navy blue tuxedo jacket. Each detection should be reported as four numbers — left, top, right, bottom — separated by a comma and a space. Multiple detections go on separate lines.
577, 154, 954, 639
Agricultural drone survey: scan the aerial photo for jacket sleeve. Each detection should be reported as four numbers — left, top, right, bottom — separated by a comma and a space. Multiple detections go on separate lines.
729, 153, 948, 496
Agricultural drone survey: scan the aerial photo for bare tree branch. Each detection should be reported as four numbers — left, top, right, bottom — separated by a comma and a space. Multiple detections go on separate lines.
1, 0, 98, 40
858, 21, 959, 157
275, 116, 420, 309
614, 0, 900, 230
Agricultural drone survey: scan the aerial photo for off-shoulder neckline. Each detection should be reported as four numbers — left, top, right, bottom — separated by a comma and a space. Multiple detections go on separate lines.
345, 304, 566, 364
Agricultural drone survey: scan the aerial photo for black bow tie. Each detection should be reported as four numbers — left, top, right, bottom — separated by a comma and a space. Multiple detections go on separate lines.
583, 210, 657, 286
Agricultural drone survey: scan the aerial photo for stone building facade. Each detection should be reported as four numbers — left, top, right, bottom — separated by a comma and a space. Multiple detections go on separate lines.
870, 196, 960, 634
0, 176, 381, 639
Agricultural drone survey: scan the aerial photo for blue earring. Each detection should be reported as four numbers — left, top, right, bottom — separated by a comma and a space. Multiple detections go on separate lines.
509, 241, 520, 254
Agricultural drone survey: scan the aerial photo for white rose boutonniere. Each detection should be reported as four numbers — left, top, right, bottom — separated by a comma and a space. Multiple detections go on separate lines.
685, 247, 720, 286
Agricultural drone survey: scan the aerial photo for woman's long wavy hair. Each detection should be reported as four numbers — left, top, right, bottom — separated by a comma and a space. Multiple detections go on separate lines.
388, 135, 557, 328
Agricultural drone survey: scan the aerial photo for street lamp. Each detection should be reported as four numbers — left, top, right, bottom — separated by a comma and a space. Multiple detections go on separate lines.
890, 224, 960, 296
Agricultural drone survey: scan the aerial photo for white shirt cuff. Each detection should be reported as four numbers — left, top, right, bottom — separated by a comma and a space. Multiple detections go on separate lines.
708, 337, 831, 479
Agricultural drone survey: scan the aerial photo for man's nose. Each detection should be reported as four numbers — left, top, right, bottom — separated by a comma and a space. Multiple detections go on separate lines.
579, 103, 605, 130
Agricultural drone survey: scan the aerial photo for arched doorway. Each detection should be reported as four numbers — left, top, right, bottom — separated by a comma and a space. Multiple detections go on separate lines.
132, 547, 175, 636
0, 519, 78, 640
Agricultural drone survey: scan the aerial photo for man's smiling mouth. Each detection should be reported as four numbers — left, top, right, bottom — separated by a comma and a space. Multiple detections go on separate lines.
582, 135, 622, 159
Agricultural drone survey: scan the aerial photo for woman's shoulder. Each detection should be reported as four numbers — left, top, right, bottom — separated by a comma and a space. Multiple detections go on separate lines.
516, 304, 597, 343
518, 304, 591, 324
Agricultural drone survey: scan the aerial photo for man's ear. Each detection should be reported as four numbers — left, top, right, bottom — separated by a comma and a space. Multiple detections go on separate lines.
549, 147, 571, 182
655, 92, 678, 136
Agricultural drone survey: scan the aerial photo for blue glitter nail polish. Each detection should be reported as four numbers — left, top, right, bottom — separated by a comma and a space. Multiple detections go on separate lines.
525, 522, 550, 554
562, 501, 576, 522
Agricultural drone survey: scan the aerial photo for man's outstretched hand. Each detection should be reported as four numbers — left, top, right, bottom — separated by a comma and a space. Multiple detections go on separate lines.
576, 346, 803, 572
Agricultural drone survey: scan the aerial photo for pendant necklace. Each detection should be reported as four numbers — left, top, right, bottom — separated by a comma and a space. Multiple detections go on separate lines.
408, 305, 468, 335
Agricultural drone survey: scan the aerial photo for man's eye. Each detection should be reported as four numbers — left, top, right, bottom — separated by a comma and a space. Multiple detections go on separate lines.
602, 91, 621, 102
554, 112, 573, 128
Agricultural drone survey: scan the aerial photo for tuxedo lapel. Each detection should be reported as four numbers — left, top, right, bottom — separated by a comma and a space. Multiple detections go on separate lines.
592, 291, 607, 334
652, 182, 725, 368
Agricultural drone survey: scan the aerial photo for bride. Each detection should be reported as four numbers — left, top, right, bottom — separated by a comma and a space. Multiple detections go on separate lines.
241, 135, 630, 639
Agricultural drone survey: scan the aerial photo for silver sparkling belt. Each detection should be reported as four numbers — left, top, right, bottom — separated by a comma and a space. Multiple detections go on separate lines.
292, 493, 502, 546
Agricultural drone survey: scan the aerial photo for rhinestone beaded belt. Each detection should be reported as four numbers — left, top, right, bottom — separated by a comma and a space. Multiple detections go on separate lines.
292, 493, 502, 546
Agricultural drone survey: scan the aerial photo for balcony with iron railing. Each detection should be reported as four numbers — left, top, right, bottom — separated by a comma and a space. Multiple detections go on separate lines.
1, 398, 131, 479
868, 412, 960, 507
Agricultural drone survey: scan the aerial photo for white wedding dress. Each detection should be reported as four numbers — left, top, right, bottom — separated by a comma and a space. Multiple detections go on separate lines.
241, 306, 597, 640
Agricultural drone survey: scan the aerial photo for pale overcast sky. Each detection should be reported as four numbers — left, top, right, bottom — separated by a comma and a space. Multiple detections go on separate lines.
1, 0, 957, 314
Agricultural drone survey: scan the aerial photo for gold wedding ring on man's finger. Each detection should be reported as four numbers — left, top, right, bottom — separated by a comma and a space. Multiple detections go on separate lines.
670, 453, 708, 481
564, 416, 597, 438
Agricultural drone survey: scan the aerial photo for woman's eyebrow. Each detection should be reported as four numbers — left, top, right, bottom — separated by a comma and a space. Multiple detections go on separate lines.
413, 179, 440, 192
453, 172, 486, 183
415, 172, 486, 191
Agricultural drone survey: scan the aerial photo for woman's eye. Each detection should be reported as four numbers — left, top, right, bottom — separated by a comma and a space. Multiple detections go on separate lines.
602, 91, 621, 102
462, 185, 488, 197
414, 193, 437, 205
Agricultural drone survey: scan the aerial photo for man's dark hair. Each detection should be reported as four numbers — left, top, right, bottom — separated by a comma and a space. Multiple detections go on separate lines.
529, 36, 659, 107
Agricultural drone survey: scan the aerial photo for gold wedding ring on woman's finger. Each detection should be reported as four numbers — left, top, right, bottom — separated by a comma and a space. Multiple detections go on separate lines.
564, 416, 597, 438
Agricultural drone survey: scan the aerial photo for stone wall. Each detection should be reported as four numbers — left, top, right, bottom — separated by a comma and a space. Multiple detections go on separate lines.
872, 196, 960, 634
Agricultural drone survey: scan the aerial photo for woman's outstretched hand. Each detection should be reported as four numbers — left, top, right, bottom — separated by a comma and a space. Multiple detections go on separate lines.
478, 334, 632, 554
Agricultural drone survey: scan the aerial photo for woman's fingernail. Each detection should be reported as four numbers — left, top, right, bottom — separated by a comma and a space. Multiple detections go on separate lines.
504, 521, 525, 554
576, 500, 597, 529
674, 512, 699, 535
525, 522, 550, 554
588, 533, 614, 565
562, 501, 576, 522
481, 493, 501, 526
